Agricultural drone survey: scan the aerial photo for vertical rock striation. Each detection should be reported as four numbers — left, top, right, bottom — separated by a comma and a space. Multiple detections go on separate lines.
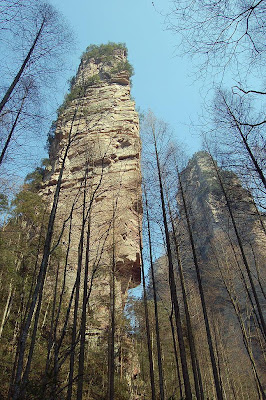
41, 44, 142, 329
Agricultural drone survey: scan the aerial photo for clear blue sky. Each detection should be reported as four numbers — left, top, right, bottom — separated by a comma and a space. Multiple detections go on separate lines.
49, 0, 203, 156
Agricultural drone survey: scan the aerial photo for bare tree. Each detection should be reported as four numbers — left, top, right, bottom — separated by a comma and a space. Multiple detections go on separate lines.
178, 169, 224, 400
143, 182, 165, 400
142, 111, 193, 400
11, 109, 78, 400
209, 90, 266, 210
166, 0, 265, 77
0, 0, 73, 168
138, 212, 156, 400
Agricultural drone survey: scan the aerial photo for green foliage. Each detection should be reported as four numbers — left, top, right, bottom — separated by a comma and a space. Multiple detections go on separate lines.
57, 75, 101, 115
0, 193, 8, 212
111, 60, 134, 77
25, 168, 45, 191
82, 42, 128, 62
24, 159, 51, 191
12, 190, 45, 223
67, 75, 76, 90
0, 182, 65, 399
82, 342, 131, 400
57, 43, 134, 116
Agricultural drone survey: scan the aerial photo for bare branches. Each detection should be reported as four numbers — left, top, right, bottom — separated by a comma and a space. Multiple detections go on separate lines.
167, 0, 266, 76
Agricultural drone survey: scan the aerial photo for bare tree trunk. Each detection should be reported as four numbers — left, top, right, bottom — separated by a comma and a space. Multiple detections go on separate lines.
53, 203, 75, 391
249, 242, 266, 300
0, 88, 27, 165
108, 214, 116, 400
0, 19, 45, 114
67, 168, 88, 400
221, 93, 266, 190
167, 196, 204, 400
143, 182, 165, 400
138, 214, 156, 400
219, 261, 266, 400
152, 134, 192, 400
169, 306, 183, 399
178, 170, 223, 400
42, 261, 60, 391
77, 214, 91, 400
11, 109, 77, 400
0, 281, 13, 337
20, 261, 52, 398
224, 235, 263, 337
209, 153, 266, 336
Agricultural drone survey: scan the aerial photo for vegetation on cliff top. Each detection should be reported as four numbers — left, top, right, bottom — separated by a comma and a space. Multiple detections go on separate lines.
82, 42, 134, 77
57, 43, 134, 115
82, 42, 128, 60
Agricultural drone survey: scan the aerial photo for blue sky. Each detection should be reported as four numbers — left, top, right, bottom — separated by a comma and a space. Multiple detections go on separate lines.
46, 0, 205, 296
1, 0, 206, 196
49, 0, 203, 156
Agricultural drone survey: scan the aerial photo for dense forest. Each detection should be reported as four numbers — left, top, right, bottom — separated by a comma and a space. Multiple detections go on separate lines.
0, 1, 265, 399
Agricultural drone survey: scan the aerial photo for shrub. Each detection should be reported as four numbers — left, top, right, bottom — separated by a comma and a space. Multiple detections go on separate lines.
82, 42, 128, 62
111, 60, 134, 77
57, 75, 101, 115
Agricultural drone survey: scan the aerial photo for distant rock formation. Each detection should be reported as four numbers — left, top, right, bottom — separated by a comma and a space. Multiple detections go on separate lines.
150, 151, 265, 396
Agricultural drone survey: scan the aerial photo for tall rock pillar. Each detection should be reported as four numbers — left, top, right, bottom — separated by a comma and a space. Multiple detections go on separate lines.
41, 44, 142, 329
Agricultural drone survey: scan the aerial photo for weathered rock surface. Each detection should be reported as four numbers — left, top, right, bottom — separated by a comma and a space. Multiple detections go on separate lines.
41, 47, 142, 328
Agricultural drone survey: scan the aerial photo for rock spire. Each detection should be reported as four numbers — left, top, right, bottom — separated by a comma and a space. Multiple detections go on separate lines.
41, 43, 142, 328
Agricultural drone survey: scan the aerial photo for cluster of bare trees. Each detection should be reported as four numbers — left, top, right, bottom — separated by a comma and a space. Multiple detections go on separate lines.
133, 109, 265, 399
0, 55, 142, 398
165, 0, 265, 211
130, 8, 265, 397
0, 109, 124, 400
0, 0, 73, 195
0, 1, 265, 399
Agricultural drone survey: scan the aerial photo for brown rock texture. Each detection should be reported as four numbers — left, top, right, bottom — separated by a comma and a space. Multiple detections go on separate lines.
41, 45, 142, 329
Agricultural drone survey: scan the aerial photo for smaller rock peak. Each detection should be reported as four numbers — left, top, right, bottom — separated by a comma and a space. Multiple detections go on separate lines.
190, 151, 212, 164
185, 151, 214, 175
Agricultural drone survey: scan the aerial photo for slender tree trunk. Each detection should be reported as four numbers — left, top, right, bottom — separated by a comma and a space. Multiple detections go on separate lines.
152, 133, 193, 400
11, 109, 77, 400
138, 214, 156, 400
42, 262, 60, 392
209, 153, 266, 336
108, 216, 116, 400
167, 197, 204, 400
220, 266, 266, 400
222, 94, 266, 190
77, 214, 91, 400
143, 183, 165, 400
0, 20, 45, 114
21, 261, 53, 398
53, 204, 75, 391
225, 236, 265, 340
169, 306, 183, 399
0, 281, 13, 337
0, 89, 27, 165
178, 170, 223, 400
249, 242, 266, 300
67, 169, 88, 400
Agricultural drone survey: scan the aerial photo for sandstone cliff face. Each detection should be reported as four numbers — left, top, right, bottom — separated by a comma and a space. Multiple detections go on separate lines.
41, 46, 142, 329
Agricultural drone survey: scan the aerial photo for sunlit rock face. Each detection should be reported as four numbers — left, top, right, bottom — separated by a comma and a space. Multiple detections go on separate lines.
41, 45, 142, 328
